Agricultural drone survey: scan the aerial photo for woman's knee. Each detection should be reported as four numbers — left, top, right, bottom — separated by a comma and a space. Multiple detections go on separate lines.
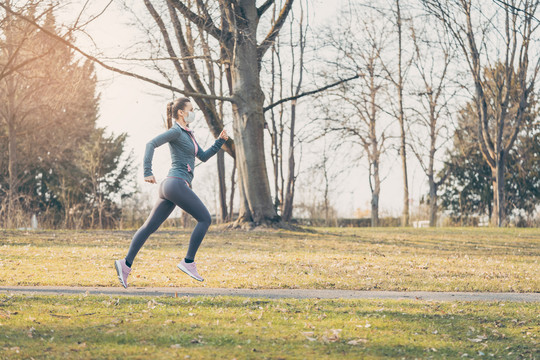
199, 208, 212, 225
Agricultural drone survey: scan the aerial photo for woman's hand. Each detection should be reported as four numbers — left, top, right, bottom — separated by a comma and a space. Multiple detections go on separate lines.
219, 129, 228, 141
144, 175, 156, 184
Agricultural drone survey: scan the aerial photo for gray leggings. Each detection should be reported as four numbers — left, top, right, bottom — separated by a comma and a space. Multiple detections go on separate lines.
125, 176, 212, 265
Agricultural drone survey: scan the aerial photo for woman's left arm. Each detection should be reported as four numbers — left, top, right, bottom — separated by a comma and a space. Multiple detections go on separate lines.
195, 137, 226, 162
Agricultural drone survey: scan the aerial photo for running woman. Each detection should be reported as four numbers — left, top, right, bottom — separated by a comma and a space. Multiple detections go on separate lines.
114, 97, 228, 288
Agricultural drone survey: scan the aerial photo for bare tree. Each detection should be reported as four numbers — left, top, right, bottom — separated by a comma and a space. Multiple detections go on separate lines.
423, 0, 540, 226
267, 6, 285, 218
295, 135, 340, 226
319, 136, 337, 226
408, 16, 455, 226
281, 2, 307, 222
318, 10, 393, 227
377, 0, 415, 226
264, 0, 307, 222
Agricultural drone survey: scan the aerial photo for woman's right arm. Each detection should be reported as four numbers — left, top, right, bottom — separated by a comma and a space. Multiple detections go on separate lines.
143, 127, 180, 178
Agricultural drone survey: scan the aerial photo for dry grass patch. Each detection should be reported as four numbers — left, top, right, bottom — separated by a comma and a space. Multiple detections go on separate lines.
0, 226, 538, 292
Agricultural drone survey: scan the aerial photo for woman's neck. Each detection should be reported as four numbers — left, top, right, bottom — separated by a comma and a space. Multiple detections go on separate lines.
175, 118, 188, 129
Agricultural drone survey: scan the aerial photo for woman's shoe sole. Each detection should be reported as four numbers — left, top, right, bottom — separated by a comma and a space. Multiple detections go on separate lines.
177, 263, 204, 282
114, 260, 128, 288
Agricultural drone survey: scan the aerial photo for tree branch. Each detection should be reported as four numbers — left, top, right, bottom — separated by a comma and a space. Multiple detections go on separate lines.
257, 0, 294, 61
263, 73, 362, 112
167, 0, 228, 43
0, 48, 55, 81
144, 0, 190, 84
168, 1, 210, 96
493, 0, 540, 23
257, 0, 275, 17
0, 2, 234, 103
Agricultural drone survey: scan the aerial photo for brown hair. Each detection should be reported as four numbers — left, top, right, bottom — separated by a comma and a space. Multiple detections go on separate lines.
166, 97, 191, 129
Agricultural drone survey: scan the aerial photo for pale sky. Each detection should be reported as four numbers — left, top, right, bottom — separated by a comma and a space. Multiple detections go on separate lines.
55, 0, 435, 219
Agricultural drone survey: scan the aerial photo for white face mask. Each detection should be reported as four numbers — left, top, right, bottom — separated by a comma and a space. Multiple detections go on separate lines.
184, 110, 196, 124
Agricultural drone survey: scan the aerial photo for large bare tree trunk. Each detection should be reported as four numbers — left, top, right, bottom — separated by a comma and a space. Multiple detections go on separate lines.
221, 1, 280, 225
230, 33, 276, 224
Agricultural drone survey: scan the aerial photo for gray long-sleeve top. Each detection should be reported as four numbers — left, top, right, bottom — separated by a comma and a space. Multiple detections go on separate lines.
143, 121, 226, 186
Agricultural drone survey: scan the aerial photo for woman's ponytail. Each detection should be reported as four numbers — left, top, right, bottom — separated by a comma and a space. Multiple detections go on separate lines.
166, 102, 173, 129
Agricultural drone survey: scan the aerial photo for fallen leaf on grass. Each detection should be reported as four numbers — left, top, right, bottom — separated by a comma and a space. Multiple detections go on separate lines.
347, 338, 368, 345
356, 322, 371, 328
321, 329, 342, 343
147, 299, 163, 309
301, 331, 317, 341
468, 335, 488, 342
27, 327, 35, 338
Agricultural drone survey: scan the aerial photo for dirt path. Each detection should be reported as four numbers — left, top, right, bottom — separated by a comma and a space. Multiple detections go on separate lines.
1, 286, 538, 302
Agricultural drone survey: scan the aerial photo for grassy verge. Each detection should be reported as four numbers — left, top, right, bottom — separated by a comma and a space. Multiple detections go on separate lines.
0, 226, 538, 292
0, 293, 538, 359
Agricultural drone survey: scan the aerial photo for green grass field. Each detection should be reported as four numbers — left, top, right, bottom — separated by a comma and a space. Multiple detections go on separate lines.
0, 294, 538, 359
0, 226, 538, 358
